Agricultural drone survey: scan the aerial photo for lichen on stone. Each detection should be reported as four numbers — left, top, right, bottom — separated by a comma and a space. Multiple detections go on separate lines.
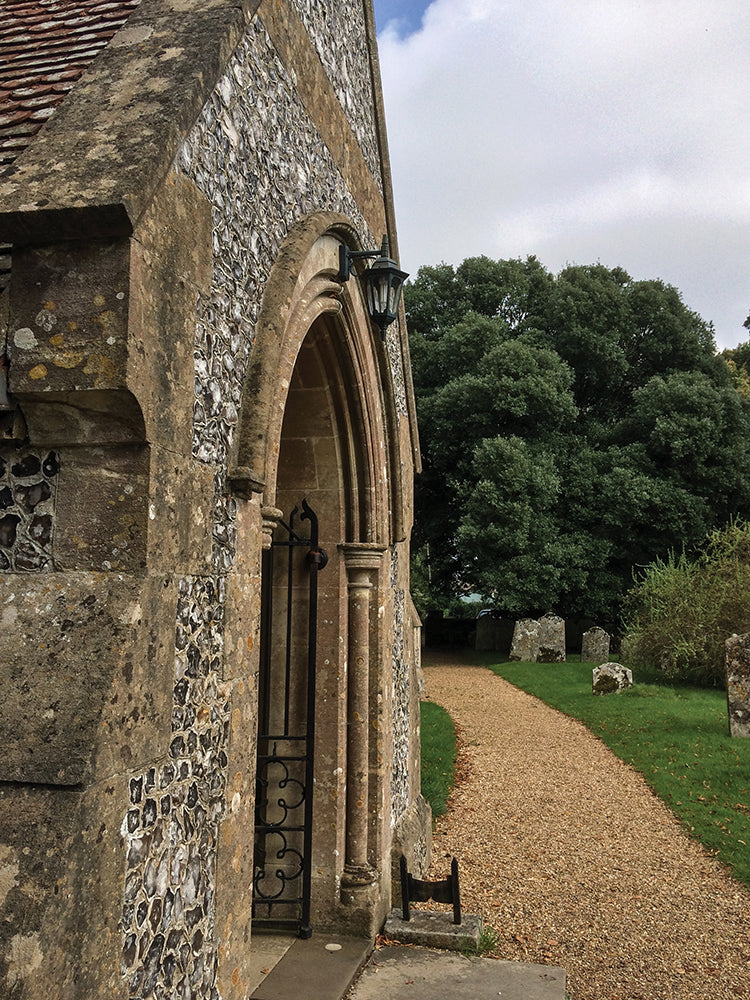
592, 663, 633, 695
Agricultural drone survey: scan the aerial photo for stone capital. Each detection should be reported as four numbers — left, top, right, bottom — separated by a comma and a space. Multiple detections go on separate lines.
339, 542, 388, 573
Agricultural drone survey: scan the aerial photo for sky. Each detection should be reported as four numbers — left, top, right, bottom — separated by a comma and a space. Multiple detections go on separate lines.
373, 0, 750, 350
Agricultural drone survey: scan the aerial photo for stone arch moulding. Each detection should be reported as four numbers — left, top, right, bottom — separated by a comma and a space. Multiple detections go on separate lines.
228, 211, 405, 544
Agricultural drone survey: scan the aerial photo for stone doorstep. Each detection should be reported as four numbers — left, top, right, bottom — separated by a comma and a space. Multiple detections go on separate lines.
246, 929, 567, 1000
249, 935, 373, 1000
350, 946, 567, 1000
383, 909, 483, 952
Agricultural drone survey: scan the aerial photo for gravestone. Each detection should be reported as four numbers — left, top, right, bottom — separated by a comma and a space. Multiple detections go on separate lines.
475, 614, 497, 651
538, 613, 566, 662
592, 663, 633, 695
509, 619, 540, 662
475, 615, 512, 653
581, 627, 610, 663
725, 633, 750, 737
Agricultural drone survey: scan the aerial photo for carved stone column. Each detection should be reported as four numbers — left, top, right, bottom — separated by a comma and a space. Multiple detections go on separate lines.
341, 545, 385, 886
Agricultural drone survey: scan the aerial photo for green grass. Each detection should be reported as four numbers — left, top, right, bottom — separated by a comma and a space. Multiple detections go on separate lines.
420, 700, 457, 819
487, 659, 750, 887
460, 924, 499, 957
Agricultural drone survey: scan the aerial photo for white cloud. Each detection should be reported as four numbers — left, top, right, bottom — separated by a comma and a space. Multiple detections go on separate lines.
378, 0, 750, 346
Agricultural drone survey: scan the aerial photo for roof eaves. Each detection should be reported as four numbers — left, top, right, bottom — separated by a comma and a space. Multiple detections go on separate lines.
0, 1, 142, 178
0, 0, 261, 246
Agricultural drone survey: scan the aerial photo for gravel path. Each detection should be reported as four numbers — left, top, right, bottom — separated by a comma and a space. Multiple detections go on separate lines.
422, 651, 750, 1000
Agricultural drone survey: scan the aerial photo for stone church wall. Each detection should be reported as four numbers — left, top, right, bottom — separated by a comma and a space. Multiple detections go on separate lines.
0, 3, 425, 997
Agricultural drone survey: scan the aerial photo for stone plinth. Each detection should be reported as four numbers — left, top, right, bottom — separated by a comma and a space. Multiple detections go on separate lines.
581, 627, 610, 663
726, 633, 750, 737
592, 663, 632, 695
509, 619, 540, 662
538, 614, 565, 662
383, 910, 483, 952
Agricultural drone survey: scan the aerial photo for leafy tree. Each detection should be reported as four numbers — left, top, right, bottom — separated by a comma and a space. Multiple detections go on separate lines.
408, 257, 750, 623
457, 436, 582, 615
721, 337, 750, 398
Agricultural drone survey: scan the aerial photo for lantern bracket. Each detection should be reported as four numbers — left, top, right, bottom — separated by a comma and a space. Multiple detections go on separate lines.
337, 235, 408, 339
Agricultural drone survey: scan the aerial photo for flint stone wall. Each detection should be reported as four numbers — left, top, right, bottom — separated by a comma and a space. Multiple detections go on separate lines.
180, 14, 379, 471
290, 0, 381, 184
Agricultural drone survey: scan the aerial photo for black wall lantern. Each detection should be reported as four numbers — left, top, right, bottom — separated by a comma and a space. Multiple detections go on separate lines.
337, 235, 408, 340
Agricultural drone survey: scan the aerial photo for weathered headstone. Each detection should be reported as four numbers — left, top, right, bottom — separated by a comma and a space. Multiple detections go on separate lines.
475, 614, 497, 651
725, 633, 750, 737
581, 627, 610, 663
592, 663, 633, 695
509, 619, 540, 662
538, 613, 566, 662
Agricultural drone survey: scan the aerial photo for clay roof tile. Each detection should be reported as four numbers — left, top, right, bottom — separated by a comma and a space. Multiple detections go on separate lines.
0, 0, 142, 175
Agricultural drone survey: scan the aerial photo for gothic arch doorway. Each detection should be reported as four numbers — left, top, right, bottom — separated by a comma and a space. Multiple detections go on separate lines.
252, 497, 326, 937
235, 217, 404, 937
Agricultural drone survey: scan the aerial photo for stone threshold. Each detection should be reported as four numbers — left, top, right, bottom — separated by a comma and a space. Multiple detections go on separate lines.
249, 934, 373, 1000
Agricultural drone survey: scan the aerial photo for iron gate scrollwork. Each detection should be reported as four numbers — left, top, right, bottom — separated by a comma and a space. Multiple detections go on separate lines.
253, 499, 327, 938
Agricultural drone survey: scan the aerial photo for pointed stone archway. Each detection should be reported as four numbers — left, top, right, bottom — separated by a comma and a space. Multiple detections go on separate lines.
229, 212, 405, 937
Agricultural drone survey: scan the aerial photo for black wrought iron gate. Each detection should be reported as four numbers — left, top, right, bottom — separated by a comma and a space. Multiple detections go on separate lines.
252, 499, 327, 938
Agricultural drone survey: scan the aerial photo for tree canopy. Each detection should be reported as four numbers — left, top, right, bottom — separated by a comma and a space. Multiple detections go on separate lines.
408, 256, 750, 624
